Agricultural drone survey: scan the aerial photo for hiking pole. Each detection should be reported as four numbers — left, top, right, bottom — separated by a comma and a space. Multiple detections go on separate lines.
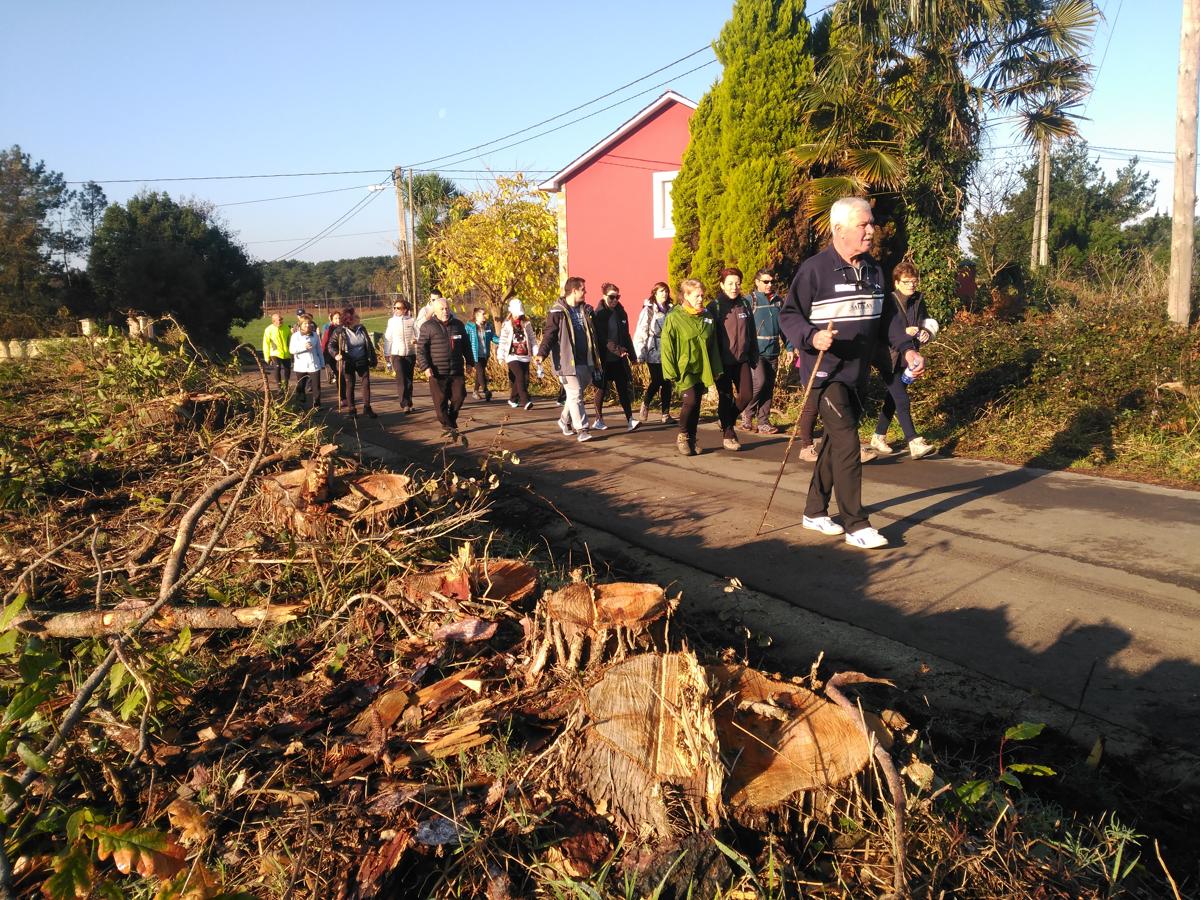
755, 321, 834, 537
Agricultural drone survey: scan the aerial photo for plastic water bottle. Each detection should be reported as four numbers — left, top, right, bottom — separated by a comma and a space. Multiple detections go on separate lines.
901, 364, 918, 385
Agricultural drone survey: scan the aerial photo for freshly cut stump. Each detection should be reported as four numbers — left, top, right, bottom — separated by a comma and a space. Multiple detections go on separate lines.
529, 582, 675, 678
398, 556, 538, 609
340, 472, 414, 529
558, 652, 721, 841
260, 467, 334, 539
708, 664, 885, 811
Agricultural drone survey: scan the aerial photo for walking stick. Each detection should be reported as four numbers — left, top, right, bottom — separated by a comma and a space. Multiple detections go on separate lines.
755, 321, 834, 537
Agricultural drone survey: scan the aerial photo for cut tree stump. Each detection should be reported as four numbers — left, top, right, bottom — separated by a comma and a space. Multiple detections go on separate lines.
396, 545, 538, 611
708, 664, 889, 812
555, 651, 721, 841
528, 582, 676, 679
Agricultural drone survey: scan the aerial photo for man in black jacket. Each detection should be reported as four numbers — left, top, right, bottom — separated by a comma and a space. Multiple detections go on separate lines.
781, 197, 925, 550
416, 297, 475, 444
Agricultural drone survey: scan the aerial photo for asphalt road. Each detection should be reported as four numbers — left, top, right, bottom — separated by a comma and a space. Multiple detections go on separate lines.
330, 382, 1200, 754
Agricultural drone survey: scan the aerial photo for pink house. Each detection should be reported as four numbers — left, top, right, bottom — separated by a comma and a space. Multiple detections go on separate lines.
539, 91, 696, 317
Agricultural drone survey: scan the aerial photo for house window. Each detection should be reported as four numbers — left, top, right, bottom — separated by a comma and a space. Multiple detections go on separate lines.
652, 170, 678, 239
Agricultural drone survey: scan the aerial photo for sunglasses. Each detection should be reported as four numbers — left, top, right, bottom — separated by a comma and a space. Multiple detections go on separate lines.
606, 294, 620, 300
759, 279, 774, 284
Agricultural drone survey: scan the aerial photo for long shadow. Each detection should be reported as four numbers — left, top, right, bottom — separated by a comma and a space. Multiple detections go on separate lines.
346, 389, 1200, 768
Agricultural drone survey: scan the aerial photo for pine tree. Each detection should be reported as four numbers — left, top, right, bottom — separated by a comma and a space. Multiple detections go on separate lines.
668, 0, 817, 289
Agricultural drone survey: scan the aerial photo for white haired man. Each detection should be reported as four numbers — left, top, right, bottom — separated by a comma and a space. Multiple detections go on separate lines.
780, 197, 925, 549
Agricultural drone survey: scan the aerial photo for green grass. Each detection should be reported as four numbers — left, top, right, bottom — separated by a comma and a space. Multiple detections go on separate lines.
231, 313, 389, 350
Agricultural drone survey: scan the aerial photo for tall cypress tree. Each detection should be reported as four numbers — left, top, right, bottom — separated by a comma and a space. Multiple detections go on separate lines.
669, 0, 817, 288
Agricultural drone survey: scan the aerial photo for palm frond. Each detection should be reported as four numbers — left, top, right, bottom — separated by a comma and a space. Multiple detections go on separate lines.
844, 147, 905, 188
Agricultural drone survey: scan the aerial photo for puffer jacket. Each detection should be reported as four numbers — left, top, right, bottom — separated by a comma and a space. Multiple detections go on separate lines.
633, 299, 672, 364
416, 314, 473, 377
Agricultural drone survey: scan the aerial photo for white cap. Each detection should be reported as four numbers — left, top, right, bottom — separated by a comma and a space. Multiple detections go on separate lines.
509, 298, 525, 317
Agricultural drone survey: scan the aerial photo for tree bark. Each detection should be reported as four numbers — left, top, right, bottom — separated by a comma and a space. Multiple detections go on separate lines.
1169, 0, 1200, 325
11, 604, 303, 638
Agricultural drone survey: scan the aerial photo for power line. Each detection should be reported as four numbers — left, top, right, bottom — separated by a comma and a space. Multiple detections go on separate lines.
216, 182, 381, 207
65, 167, 390, 186
245, 228, 396, 245
267, 183, 387, 262
1084, 0, 1122, 114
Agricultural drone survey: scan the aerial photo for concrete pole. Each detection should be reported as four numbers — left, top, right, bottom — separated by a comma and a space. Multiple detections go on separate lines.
1168, 0, 1199, 325
392, 166, 412, 301
407, 168, 419, 301
1038, 137, 1051, 268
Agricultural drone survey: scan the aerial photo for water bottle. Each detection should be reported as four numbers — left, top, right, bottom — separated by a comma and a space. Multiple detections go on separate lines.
901, 363, 918, 385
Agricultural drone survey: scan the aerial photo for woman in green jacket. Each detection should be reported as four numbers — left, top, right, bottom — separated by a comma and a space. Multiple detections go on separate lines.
660, 278, 723, 456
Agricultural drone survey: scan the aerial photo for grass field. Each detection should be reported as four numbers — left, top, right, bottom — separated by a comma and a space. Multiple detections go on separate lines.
231, 313, 389, 350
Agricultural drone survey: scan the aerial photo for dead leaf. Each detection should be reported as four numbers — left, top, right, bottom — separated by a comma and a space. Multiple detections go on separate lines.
195, 726, 217, 742
904, 761, 935, 792
89, 823, 186, 880
432, 617, 497, 643
166, 798, 210, 845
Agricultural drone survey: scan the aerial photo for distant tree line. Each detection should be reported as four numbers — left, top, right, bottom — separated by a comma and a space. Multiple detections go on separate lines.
260, 257, 396, 308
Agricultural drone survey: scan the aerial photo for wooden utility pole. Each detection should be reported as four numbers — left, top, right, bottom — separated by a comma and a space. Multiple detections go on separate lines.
1168, 0, 1199, 325
392, 166, 412, 301
1030, 144, 1044, 270
1038, 136, 1051, 268
407, 168, 419, 302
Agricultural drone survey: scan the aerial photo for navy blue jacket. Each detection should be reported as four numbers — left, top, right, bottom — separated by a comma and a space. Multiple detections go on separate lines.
781, 244, 915, 389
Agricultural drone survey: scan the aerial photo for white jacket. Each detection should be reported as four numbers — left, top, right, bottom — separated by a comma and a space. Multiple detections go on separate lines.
383, 314, 418, 357
289, 331, 325, 373
633, 301, 671, 364
497, 317, 537, 363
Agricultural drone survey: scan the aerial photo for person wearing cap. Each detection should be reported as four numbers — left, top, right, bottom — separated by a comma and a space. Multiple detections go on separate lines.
384, 299, 419, 412
262, 313, 291, 398
498, 297, 537, 409
869, 261, 939, 459
291, 307, 307, 334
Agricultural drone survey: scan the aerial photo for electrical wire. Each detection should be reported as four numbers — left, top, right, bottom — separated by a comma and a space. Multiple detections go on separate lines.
65, 168, 390, 186
267, 182, 388, 261
216, 183, 381, 207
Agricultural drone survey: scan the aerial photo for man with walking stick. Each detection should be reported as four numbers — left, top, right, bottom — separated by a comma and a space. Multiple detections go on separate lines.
779, 197, 924, 549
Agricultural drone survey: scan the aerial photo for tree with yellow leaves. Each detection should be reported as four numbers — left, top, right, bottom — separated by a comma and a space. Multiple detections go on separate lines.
425, 174, 557, 317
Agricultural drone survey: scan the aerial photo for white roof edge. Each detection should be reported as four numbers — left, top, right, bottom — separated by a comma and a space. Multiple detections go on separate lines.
537, 90, 697, 192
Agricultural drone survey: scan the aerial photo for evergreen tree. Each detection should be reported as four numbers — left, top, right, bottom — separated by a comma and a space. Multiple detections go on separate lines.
669, 0, 817, 289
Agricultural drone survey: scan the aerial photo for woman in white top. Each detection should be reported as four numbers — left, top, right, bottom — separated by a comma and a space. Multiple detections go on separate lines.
384, 298, 419, 412
497, 297, 538, 409
632, 282, 675, 423
288, 316, 325, 409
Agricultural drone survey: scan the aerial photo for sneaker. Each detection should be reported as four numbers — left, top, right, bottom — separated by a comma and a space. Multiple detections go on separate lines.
908, 436, 936, 459
860, 444, 878, 463
638, 404, 649, 420
802, 515, 845, 536
507, 400, 519, 408
577, 430, 593, 443
869, 434, 894, 455
676, 433, 696, 456
627, 418, 641, 432
661, 413, 676, 425
363, 405, 378, 419
757, 423, 780, 434
738, 418, 755, 433
798, 443, 818, 463
592, 418, 609, 431
558, 419, 574, 436
845, 526, 888, 549
524, 401, 535, 410
723, 437, 741, 452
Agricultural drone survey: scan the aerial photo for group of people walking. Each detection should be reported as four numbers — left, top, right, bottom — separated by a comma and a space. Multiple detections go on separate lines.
261, 196, 938, 548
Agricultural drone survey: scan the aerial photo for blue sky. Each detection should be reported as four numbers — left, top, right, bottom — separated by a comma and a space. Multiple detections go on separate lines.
1, 0, 1188, 263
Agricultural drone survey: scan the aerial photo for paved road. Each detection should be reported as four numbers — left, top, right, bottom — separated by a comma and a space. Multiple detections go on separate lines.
331, 384, 1200, 752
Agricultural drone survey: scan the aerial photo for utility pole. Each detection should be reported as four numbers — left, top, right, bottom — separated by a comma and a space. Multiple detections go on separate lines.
392, 166, 412, 301
407, 168, 419, 302
1168, 0, 1199, 325
1038, 136, 1051, 268
1030, 144, 1044, 270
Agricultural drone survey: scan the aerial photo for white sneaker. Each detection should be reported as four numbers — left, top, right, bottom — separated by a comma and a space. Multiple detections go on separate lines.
577, 430, 593, 443
507, 400, 519, 408
845, 527, 888, 549
592, 419, 608, 431
627, 418, 641, 432
908, 436, 936, 459
524, 401, 534, 410
860, 444, 878, 463
558, 419, 574, 436
869, 434, 894, 455
802, 515, 844, 536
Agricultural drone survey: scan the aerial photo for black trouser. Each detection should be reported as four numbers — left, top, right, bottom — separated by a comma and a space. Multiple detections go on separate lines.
594, 359, 633, 420
429, 374, 466, 430
644, 362, 673, 414
678, 385, 703, 440
390, 355, 415, 408
806, 382, 868, 533
339, 359, 371, 409
473, 360, 491, 399
745, 356, 778, 426
508, 361, 530, 405
715, 360, 753, 437
798, 385, 820, 445
875, 360, 917, 441
294, 371, 321, 408
269, 357, 291, 393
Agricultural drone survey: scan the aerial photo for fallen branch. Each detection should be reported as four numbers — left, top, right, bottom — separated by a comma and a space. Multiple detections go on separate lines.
12, 603, 305, 638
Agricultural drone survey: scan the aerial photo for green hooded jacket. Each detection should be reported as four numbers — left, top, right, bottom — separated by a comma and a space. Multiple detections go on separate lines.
660, 305, 722, 393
